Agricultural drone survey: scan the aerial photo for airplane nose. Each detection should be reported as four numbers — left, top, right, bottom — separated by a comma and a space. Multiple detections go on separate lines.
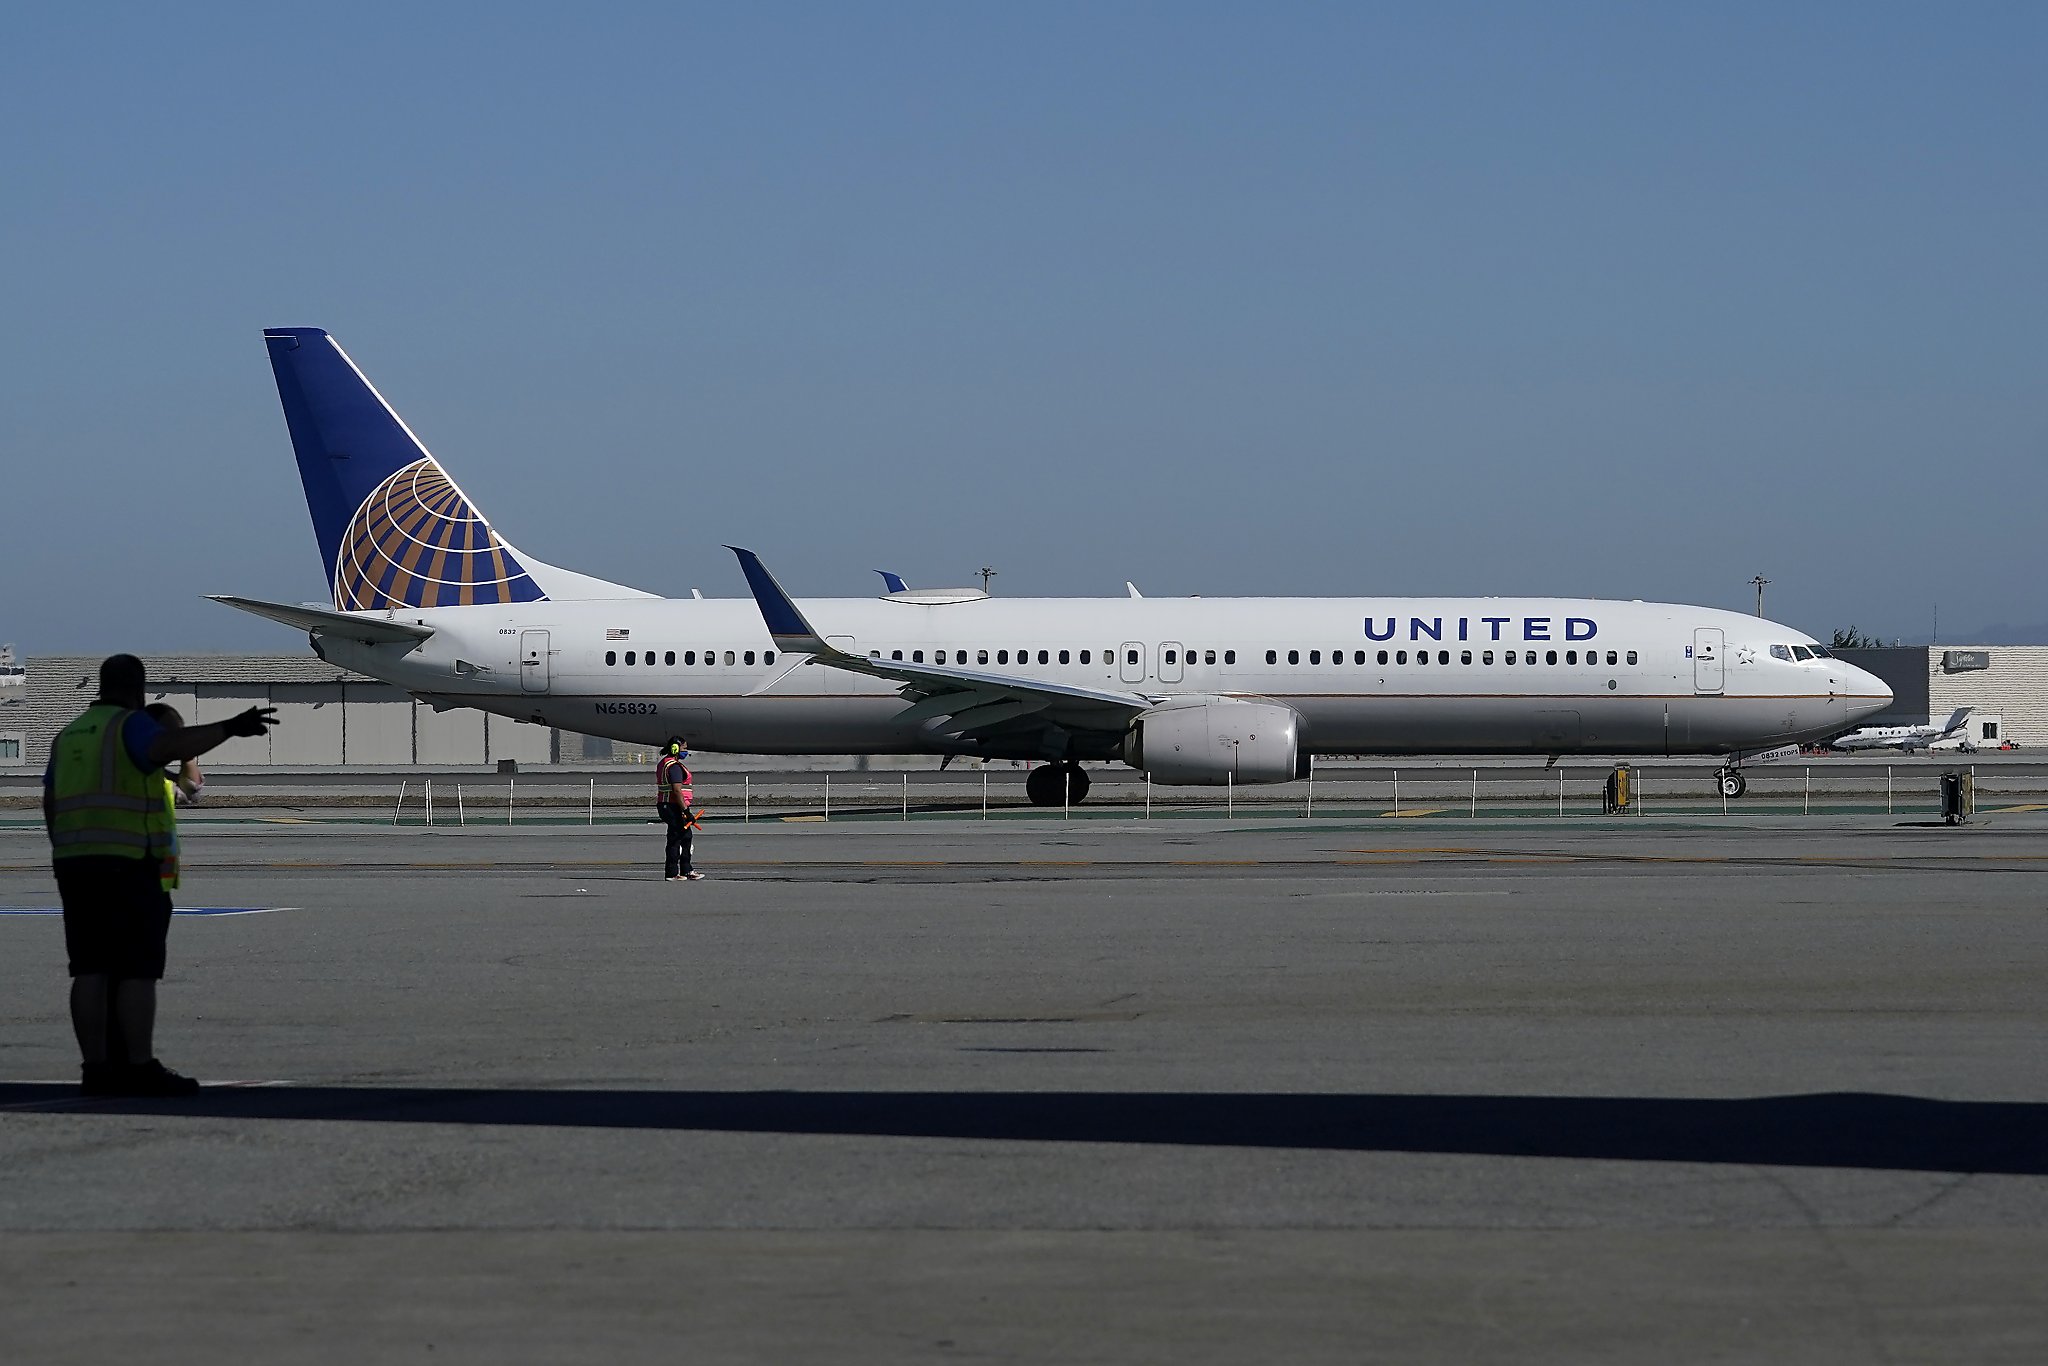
1845, 666, 1892, 722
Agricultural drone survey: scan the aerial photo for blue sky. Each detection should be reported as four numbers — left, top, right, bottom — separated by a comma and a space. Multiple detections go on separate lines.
4, 3, 2043, 651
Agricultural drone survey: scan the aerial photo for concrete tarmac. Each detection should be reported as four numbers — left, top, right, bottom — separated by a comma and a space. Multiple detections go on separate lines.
2, 813, 2045, 1362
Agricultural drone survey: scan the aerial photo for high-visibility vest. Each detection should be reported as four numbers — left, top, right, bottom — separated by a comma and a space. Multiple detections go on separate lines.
655, 754, 692, 805
48, 704, 171, 864
157, 775, 181, 891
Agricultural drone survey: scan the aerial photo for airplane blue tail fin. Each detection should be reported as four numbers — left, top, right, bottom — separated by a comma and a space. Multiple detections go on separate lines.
264, 328, 548, 610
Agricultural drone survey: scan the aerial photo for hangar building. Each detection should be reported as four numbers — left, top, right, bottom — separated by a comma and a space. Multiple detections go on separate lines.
1835, 646, 2048, 745
0, 654, 564, 769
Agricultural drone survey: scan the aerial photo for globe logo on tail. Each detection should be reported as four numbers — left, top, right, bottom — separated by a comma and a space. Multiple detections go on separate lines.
334, 458, 545, 609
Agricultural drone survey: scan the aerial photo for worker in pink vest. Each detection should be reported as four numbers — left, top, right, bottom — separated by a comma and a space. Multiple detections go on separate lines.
655, 738, 703, 882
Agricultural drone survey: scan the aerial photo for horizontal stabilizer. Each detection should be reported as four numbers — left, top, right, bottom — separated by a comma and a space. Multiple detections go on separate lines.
208, 595, 434, 644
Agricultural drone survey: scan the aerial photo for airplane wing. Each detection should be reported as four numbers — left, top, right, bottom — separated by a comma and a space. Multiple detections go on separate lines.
728, 547, 1156, 736
1938, 706, 1974, 736
209, 594, 435, 645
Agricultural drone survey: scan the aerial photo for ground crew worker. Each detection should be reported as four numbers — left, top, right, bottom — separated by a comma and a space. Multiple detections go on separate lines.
45, 655, 277, 1096
656, 737, 703, 881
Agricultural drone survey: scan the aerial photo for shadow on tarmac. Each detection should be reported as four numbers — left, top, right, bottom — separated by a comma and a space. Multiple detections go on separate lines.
5, 1085, 2044, 1175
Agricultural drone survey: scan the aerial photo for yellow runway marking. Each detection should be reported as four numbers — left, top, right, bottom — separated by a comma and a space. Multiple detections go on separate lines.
1992, 804, 2048, 813
1381, 809, 1447, 818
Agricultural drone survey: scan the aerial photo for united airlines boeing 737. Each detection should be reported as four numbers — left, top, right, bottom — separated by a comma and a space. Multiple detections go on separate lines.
216, 328, 1892, 804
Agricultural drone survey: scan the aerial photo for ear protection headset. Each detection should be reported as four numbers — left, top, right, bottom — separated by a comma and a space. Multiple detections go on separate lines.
666, 737, 688, 757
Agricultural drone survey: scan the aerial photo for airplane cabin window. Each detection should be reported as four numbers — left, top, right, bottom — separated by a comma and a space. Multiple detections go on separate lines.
1397, 650, 1408, 664
997, 650, 1009, 664
1461, 650, 1472, 664
1566, 650, 1577, 665
1525, 651, 1536, 665
686, 651, 697, 665
723, 650, 736, 665
744, 650, 756, 666
1330, 649, 1342, 665
1606, 650, 1617, 665
1503, 651, 1514, 665
1038, 649, 1050, 665
605, 651, 616, 666
1352, 650, 1364, 664
765, 651, 775, 665
1266, 650, 1277, 665
1205, 650, 1216, 665
1483, 650, 1493, 664
912, 650, 924, 662
1417, 650, 1429, 666
891, 650, 903, 660
1059, 650, 1071, 664
1129, 649, 1140, 665
1287, 650, 1300, 665
1165, 650, 1177, 665
1546, 650, 1557, 665
665, 651, 676, 666
1080, 650, 1092, 664
1309, 650, 1320, 665
1626, 650, 1638, 665
1377, 650, 1389, 665
625, 651, 636, 665
1438, 650, 1449, 665
978, 650, 989, 664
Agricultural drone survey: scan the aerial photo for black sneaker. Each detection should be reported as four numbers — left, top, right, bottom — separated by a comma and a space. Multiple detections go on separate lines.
80, 1062, 122, 1096
117, 1060, 201, 1097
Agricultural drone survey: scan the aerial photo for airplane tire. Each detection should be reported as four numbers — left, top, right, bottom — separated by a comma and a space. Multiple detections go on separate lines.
1025, 763, 1090, 807
1717, 770, 1747, 799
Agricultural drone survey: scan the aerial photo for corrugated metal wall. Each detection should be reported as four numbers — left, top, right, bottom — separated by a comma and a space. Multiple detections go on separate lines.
8, 655, 564, 766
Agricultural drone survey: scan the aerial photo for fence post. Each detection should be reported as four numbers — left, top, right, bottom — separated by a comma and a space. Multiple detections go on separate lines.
393, 779, 407, 827
902, 772, 908, 822
1306, 754, 1314, 819
1804, 767, 1810, 816
824, 773, 831, 821
1146, 773, 1152, 821
1887, 766, 1893, 815
1227, 770, 1234, 820
458, 784, 465, 826
744, 774, 750, 824
1557, 767, 1564, 817
982, 769, 988, 821
508, 776, 515, 825
425, 778, 433, 828
1471, 768, 1477, 818
1393, 769, 1400, 816
1065, 767, 1072, 821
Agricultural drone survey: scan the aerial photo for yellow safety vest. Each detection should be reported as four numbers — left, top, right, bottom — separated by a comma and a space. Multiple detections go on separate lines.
158, 774, 181, 891
48, 704, 171, 865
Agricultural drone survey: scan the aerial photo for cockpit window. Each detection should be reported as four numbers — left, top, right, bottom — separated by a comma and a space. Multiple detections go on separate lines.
1770, 645, 1792, 661
1791, 645, 1815, 661
1808, 645, 1831, 658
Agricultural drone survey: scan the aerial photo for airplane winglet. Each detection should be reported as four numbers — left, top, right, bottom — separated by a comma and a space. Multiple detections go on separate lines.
876, 570, 908, 594
727, 547, 831, 653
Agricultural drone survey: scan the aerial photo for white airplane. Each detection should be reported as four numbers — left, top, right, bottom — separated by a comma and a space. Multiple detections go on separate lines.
215, 328, 1893, 805
1830, 707, 1974, 754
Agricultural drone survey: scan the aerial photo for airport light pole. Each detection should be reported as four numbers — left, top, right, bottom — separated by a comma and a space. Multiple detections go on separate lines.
1751, 574, 1770, 617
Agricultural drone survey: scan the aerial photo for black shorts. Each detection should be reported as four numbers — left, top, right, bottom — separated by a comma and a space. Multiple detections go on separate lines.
55, 855, 172, 980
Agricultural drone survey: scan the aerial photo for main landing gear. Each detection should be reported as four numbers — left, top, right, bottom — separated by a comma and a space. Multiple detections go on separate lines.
1025, 762, 1092, 807
1715, 768, 1748, 800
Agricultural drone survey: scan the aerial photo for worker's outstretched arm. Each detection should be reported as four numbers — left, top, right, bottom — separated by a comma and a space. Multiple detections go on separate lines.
145, 707, 278, 768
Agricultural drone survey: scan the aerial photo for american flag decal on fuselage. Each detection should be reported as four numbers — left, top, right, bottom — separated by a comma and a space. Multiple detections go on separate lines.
334, 457, 547, 610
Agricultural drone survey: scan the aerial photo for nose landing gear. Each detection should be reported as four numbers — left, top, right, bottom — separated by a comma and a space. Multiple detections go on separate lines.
1025, 762, 1091, 807
1715, 769, 1748, 800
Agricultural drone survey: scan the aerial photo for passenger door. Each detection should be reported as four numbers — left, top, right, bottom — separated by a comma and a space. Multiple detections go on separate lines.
520, 630, 551, 694
1159, 641, 1185, 684
1120, 641, 1147, 684
1692, 627, 1723, 694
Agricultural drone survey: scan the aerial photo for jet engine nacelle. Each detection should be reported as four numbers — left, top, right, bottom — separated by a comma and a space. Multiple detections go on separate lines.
1122, 699, 1303, 785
